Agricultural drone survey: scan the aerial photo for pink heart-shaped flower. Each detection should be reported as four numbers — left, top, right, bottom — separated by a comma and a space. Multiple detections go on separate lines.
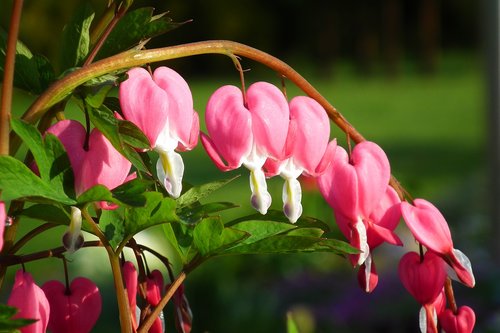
398, 251, 447, 305
42, 277, 102, 333
439, 306, 476, 333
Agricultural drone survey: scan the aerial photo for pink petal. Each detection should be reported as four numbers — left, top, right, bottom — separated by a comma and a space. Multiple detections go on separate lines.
246, 82, 289, 159
351, 141, 391, 218
447, 248, 475, 288
8, 270, 50, 333
42, 277, 101, 333
46, 120, 87, 179
200, 133, 236, 171
0, 201, 5, 251
366, 186, 402, 248
119, 67, 169, 147
357, 255, 378, 293
153, 67, 196, 147
313, 139, 337, 176
401, 199, 454, 255
438, 306, 476, 333
287, 96, 330, 173
122, 261, 138, 330
77, 128, 131, 195
398, 251, 447, 305
146, 270, 164, 306
177, 111, 199, 152
204, 85, 253, 169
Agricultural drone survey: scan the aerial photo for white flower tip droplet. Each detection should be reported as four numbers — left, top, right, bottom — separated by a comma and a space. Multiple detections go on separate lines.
157, 150, 185, 198
63, 207, 84, 254
282, 178, 303, 223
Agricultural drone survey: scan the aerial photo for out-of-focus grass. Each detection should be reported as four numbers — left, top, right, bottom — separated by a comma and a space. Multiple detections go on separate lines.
2, 52, 488, 332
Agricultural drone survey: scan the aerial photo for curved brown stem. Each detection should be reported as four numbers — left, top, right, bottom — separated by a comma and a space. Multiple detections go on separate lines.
8, 222, 59, 254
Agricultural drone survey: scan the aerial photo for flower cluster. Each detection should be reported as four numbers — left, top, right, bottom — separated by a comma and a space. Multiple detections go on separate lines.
7, 270, 101, 333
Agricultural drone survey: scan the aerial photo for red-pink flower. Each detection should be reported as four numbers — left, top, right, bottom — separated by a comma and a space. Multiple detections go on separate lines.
0, 201, 5, 251
438, 306, 476, 333
41, 277, 101, 333
122, 261, 138, 330
146, 270, 165, 333
401, 199, 475, 287
201, 82, 289, 214
119, 67, 199, 198
264, 96, 337, 223
317, 142, 401, 266
46, 119, 132, 209
7, 270, 50, 333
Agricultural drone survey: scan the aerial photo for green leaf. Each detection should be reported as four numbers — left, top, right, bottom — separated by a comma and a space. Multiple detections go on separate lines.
60, 2, 95, 70
193, 217, 248, 257
88, 105, 149, 173
176, 176, 239, 208
96, 8, 186, 59
10, 119, 75, 199
162, 222, 197, 264
18, 204, 70, 225
222, 235, 356, 255
111, 179, 149, 207
0, 304, 37, 331
285, 227, 324, 237
99, 209, 125, 249
0, 156, 75, 204
230, 220, 296, 245
124, 192, 178, 239
119, 121, 151, 150
84, 84, 114, 108
0, 29, 55, 94
177, 202, 239, 225
287, 312, 300, 333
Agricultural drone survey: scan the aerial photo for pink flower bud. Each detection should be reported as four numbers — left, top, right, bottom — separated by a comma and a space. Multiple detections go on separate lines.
439, 306, 476, 333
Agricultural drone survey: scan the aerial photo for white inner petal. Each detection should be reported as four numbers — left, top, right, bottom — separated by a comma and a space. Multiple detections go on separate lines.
157, 149, 185, 198
63, 207, 84, 254
249, 168, 272, 215
364, 254, 372, 293
453, 248, 476, 287
419, 306, 427, 333
282, 177, 303, 223
354, 217, 370, 266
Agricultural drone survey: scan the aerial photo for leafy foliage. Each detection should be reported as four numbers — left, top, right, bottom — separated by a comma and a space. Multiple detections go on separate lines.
0, 304, 37, 332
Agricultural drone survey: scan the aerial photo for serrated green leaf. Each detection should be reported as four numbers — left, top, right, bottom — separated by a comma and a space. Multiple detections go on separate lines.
123, 192, 178, 242
119, 121, 151, 150
0, 29, 55, 94
162, 222, 197, 264
177, 202, 239, 225
222, 235, 356, 255
96, 7, 186, 59
17, 204, 70, 225
60, 2, 95, 70
286, 227, 324, 237
77, 185, 114, 205
0, 304, 37, 331
230, 220, 296, 245
111, 179, 150, 207
177, 176, 239, 208
0, 156, 75, 204
193, 217, 248, 257
99, 209, 125, 249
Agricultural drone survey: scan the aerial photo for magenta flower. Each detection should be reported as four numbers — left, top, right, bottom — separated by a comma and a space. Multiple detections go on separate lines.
0, 201, 5, 251
122, 261, 138, 330
401, 199, 475, 287
145, 270, 165, 333
264, 96, 337, 223
46, 119, 132, 209
317, 142, 400, 266
41, 277, 102, 333
119, 67, 199, 198
201, 82, 289, 214
438, 306, 476, 333
7, 270, 50, 333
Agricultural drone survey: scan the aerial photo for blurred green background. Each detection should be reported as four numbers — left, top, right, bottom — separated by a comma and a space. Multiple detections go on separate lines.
1, 0, 496, 332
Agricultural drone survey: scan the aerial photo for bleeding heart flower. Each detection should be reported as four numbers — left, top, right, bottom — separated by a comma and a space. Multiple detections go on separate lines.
41, 277, 101, 333
438, 306, 476, 333
401, 199, 475, 287
317, 142, 399, 266
171, 284, 193, 333
119, 67, 199, 198
264, 96, 337, 223
122, 261, 138, 330
146, 270, 164, 307
0, 201, 5, 251
398, 251, 447, 305
7, 270, 50, 333
46, 120, 132, 209
357, 255, 378, 293
201, 82, 289, 215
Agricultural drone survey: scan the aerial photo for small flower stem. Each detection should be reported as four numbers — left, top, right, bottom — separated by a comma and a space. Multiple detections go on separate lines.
136, 271, 187, 333
8, 222, 59, 254
81, 207, 132, 333
0, 0, 23, 155
444, 277, 458, 314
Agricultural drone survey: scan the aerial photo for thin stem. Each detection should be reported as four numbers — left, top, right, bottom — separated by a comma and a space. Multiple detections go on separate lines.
0, 240, 102, 266
444, 277, 458, 314
81, 207, 132, 333
0, 0, 23, 155
136, 243, 175, 282
62, 256, 71, 295
136, 271, 187, 333
8, 223, 59, 254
